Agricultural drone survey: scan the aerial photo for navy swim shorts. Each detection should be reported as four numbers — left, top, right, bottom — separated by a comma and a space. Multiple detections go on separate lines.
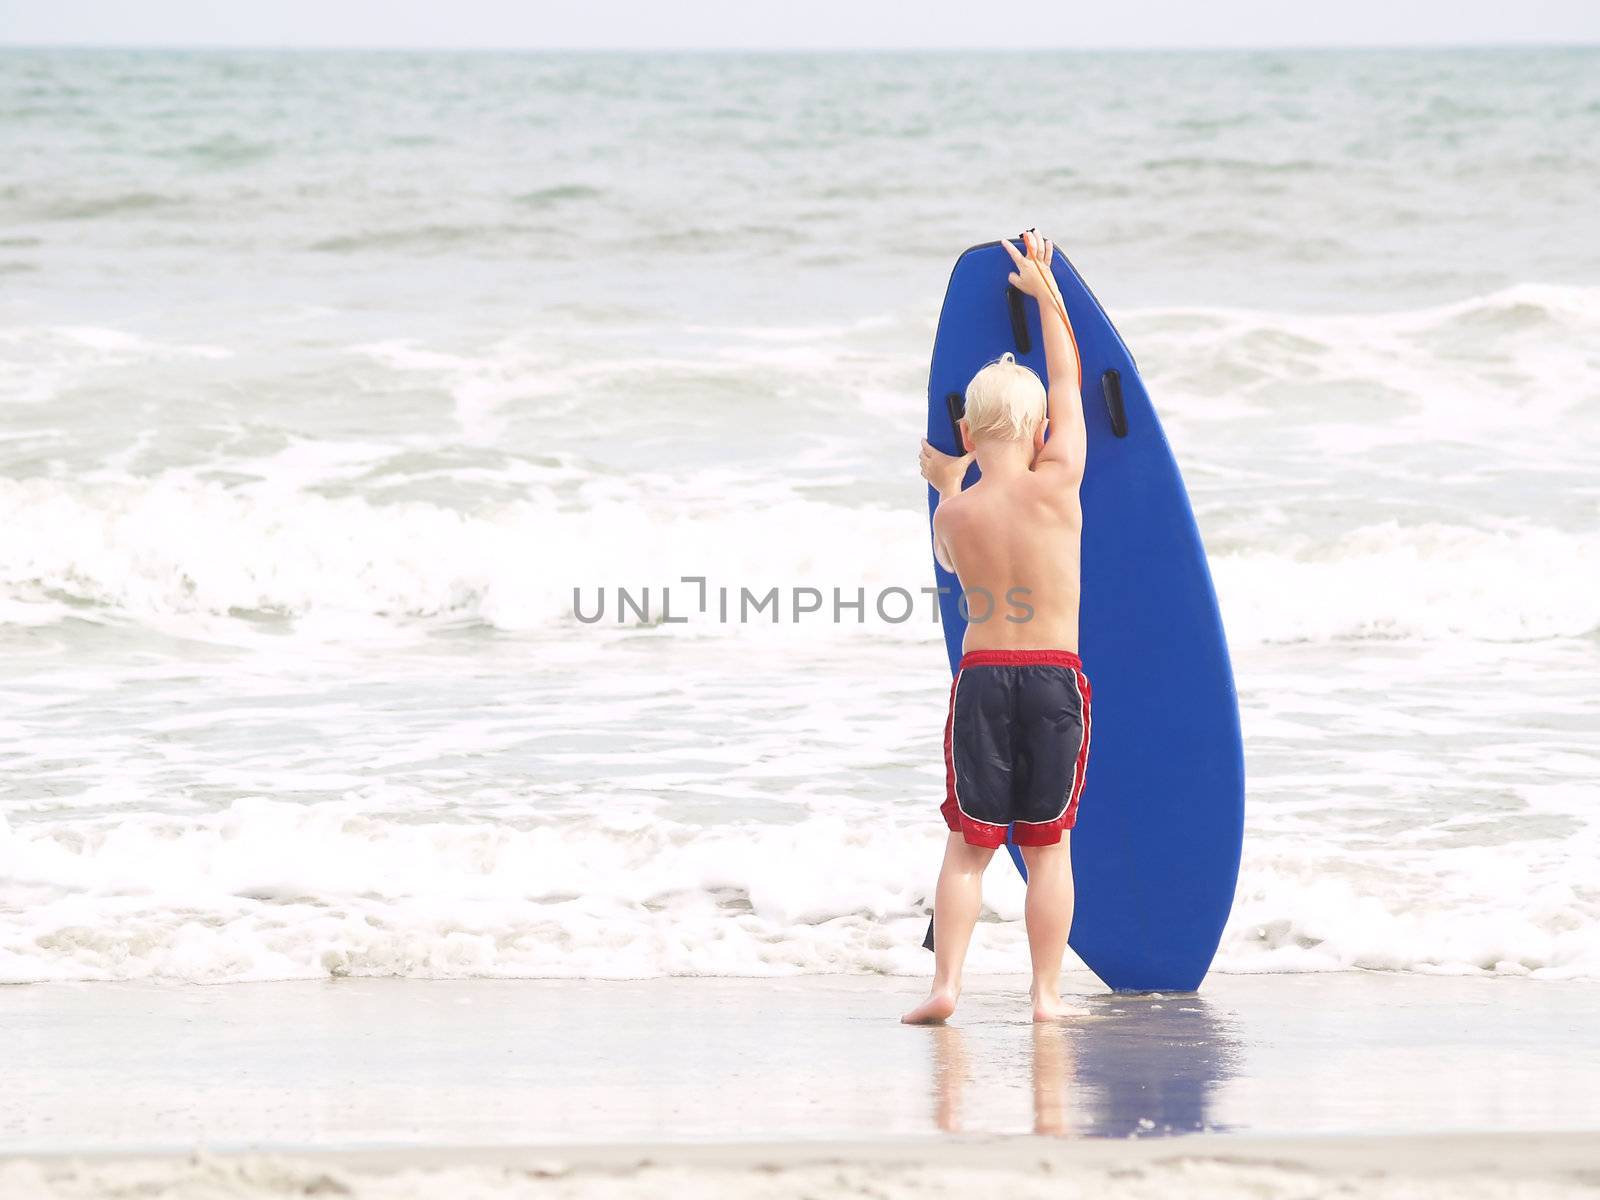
941, 649, 1092, 849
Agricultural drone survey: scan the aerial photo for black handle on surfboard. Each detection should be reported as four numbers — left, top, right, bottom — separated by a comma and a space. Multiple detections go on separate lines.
1102, 368, 1129, 438
944, 392, 965, 453
1006, 285, 1032, 356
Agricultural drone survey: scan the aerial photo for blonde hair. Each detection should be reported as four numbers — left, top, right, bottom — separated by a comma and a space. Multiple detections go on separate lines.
963, 353, 1046, 443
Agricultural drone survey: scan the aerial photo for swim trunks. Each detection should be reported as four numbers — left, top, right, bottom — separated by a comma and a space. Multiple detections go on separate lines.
941, 649, 1092, 849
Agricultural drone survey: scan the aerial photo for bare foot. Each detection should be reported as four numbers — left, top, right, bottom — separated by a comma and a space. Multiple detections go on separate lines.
902, 989, 959, 1025
1031, 991, 1083, 1022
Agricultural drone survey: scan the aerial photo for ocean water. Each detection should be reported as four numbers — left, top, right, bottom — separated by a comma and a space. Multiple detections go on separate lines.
1, 47, 1598, 985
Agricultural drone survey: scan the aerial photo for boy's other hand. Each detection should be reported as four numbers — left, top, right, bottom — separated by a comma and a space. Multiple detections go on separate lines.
920, 438, 973, 497
1002, 231, 1060, 303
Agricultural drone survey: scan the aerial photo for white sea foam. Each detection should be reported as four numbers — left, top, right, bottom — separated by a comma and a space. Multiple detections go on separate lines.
3, 473, 1596, 644
1127, 283, 1600, 459
3, 796, 1596, 985
0, 474, 929, 637
0, 324, 231, 408
1212, 521, 1600, 642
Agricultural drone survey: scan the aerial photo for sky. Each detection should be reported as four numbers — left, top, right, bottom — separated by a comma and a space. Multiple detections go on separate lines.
1, 0, 1596, 49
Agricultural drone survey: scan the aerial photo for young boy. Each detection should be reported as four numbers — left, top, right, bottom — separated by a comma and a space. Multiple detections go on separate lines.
905, 231, 1091, 1025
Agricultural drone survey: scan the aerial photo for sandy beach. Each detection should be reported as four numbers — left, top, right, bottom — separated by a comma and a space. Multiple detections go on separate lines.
5, 973, 1599, 1196
7, 1132, 1600, 1199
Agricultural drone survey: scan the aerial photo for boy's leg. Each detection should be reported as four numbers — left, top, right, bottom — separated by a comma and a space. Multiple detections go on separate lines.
902, 832, 994, 1024
1019, 837, 1076, 1021
1012, 658, 1090, 1021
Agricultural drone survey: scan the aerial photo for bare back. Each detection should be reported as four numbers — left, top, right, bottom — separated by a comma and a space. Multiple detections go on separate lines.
919, 231, 1087, 659
935, 465, 1082, 653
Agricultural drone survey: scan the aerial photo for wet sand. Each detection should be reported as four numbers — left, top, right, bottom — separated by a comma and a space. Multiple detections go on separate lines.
3, 973, 1598, 1195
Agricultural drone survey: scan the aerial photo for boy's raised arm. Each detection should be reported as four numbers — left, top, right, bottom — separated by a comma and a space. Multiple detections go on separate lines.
1002, 233, 1085, 485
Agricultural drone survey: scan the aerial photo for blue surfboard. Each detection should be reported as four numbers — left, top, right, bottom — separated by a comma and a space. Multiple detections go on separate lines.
924, 238, 1244, 993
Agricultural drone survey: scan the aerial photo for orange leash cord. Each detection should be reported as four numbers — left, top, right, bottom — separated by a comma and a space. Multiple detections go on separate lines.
1025, 254, 1083, 390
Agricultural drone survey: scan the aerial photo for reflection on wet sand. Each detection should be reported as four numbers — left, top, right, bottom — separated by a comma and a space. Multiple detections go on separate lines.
927, 993, 1241, 1137
1074, 993, 1241, 1136
929, 1026, 967, 1133
1030, 1022, 1072, 1135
